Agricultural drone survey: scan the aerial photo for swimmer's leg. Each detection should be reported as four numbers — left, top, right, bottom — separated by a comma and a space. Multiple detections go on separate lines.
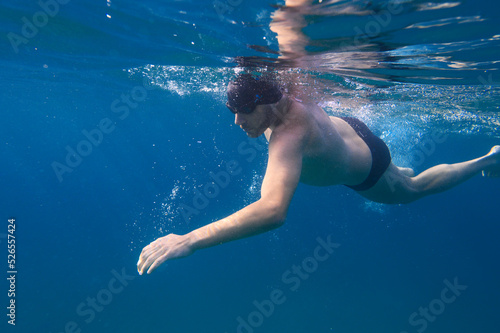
362, 146, 500, 204
405, 145, 500, 201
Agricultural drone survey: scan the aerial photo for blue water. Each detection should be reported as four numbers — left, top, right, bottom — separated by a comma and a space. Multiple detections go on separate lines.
1, 0, 499, 332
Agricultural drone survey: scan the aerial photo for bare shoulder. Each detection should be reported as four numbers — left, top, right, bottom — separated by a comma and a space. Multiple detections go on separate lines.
270, 102, 309, 143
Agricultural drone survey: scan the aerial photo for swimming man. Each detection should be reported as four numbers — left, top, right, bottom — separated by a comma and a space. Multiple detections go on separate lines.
137, 73, 500, 275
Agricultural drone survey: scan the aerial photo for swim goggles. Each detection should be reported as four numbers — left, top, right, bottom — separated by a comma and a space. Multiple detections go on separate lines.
226, 95, 263, 114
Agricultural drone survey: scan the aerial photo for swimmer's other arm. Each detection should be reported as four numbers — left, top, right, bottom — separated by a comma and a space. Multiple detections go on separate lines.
137, 129, 304, 275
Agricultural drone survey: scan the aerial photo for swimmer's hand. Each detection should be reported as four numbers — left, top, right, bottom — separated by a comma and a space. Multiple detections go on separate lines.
137, 233, 194, 275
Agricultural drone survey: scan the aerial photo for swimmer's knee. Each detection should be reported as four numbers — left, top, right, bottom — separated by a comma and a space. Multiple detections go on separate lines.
399, 176, 431, 203
380, 171, 422, 204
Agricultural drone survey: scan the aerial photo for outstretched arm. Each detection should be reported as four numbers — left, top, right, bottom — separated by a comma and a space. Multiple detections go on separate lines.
137, 128, 305, 274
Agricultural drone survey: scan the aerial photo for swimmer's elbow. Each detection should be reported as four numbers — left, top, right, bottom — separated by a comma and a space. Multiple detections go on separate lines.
261, 200, 287, 229
269, 213, 286, 229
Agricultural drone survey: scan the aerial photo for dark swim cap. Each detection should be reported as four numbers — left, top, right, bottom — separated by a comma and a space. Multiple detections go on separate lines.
226, 73, 283, 114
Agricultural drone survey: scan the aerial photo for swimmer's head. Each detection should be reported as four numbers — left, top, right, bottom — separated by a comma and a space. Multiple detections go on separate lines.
226, 73, 283, 114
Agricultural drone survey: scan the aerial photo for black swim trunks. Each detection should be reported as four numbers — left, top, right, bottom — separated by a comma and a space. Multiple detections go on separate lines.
340, 117, 391, 191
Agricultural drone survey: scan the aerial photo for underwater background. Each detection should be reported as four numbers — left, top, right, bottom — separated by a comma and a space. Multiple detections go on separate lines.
1, 0, 499, 332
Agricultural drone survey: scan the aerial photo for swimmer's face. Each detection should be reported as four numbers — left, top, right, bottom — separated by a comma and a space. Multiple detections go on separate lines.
234, 105, 271, 138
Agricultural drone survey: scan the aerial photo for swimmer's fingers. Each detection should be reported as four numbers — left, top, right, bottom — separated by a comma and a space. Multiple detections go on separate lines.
137, 252, 146, 273
137, 242, 166, 275
137, 241, 160, 274
137, 233, 195, 275
146, 254, 169, 274
139, 254, 161, 275
137, 244, 152, 266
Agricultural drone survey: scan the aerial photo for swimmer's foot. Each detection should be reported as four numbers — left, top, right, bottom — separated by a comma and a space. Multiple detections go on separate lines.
481, 145, 500, 177
398, 166, 415, 177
